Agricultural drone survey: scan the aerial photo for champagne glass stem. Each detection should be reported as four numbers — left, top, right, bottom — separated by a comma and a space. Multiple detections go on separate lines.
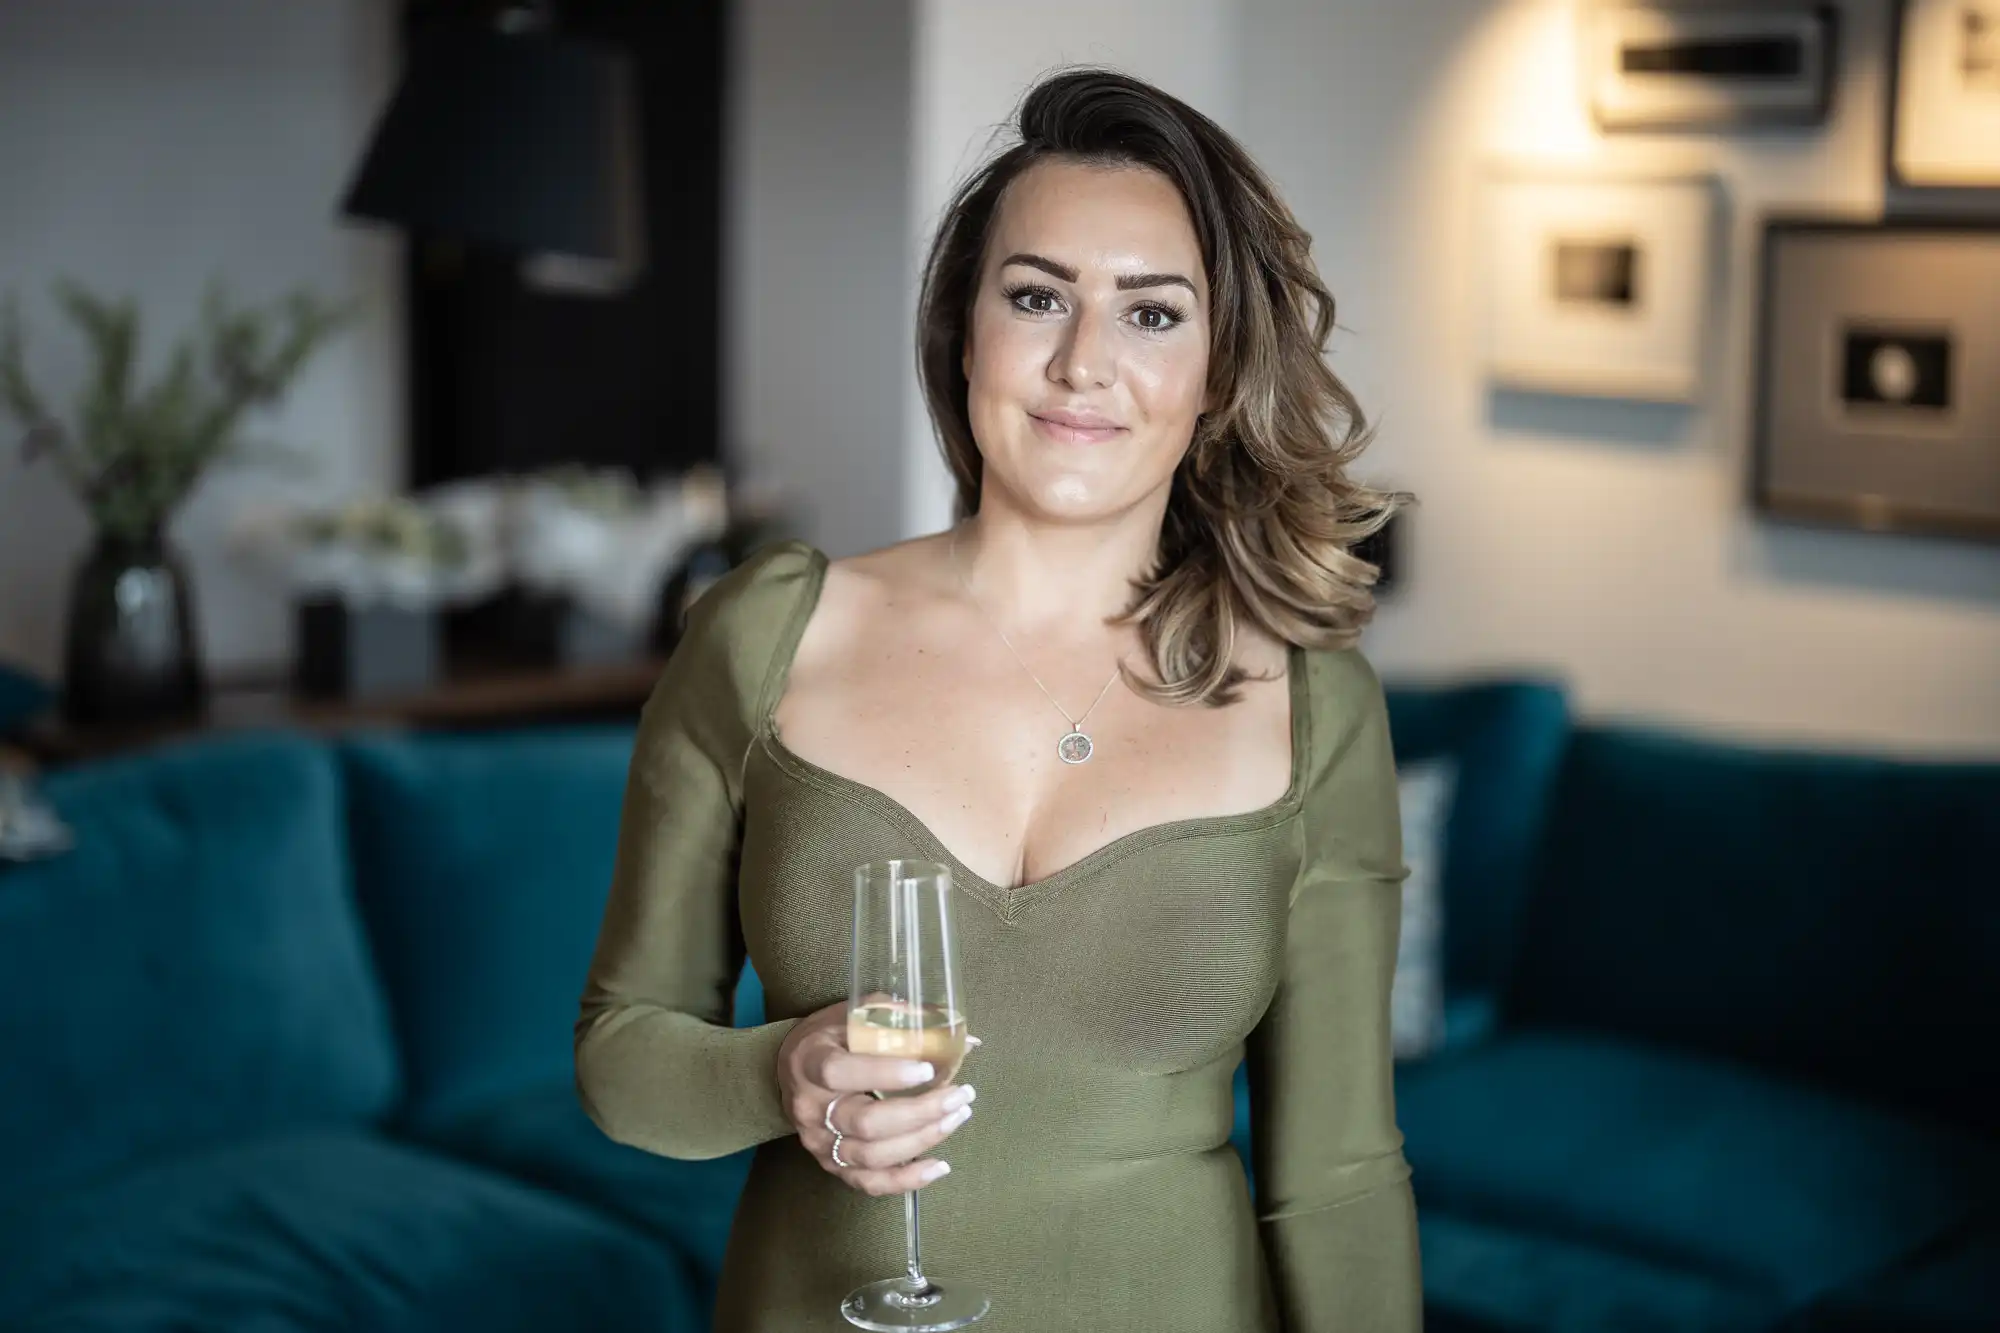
903, 1190, 927, 1291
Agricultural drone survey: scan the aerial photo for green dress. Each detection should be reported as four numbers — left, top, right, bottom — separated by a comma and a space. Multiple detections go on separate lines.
575, 541, 1422, 1332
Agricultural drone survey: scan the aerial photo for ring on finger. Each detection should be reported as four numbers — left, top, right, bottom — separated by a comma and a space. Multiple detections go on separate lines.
830, 1131, 852, 1169
823, 1091, 861, 1136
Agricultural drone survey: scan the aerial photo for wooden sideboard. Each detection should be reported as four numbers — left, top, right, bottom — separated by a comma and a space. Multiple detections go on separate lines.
12, 655, 665, 768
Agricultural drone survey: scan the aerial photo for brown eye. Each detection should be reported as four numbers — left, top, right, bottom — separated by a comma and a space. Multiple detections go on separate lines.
1003, 283, 1063, 316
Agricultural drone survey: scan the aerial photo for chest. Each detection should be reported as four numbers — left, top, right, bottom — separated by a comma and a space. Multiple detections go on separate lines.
769, 636, 1297, 894
738, 744, 1303, 1075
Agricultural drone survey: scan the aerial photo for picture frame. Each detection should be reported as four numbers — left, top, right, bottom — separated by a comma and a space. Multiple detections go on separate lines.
1482, 166, 1721, 404
1752, 218, 2000, 542
1888, 0, 2000, 190
1581, 3, 1838, 131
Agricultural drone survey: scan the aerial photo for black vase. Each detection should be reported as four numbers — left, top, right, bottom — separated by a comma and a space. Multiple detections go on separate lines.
61, 529, 206, 727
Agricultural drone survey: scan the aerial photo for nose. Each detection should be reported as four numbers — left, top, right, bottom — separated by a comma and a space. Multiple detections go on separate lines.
1048, 304, 1115, 391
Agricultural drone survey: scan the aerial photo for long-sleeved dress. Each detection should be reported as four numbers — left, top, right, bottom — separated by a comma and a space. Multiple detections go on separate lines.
574, 540, 1422, 1332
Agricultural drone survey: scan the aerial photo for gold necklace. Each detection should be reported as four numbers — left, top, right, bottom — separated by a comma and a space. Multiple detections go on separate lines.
949, 526, 1123, 765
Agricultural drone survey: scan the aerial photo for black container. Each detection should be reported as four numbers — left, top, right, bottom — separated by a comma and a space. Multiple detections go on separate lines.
295, 599, 440, 701
61, 529, 206, 727
441, 588, 643, 672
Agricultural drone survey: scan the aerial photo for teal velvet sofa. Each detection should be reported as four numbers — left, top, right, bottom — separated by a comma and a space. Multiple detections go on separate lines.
1, 680, 1995, 1332
1380, 698, 2000, 1333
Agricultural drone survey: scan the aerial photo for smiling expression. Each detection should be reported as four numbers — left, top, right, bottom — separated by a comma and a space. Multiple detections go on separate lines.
961, 159, 1213, 522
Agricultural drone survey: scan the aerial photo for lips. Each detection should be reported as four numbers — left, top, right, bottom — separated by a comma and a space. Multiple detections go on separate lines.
1029, 409, 1126, 444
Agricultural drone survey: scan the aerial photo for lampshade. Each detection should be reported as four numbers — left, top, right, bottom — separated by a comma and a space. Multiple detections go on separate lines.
340, 21, 644, 266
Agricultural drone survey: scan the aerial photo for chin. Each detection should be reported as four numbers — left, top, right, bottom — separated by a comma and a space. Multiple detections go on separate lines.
1036, 480, 1112, 517
977, 436, 1181, 524
1012, 471, 1152, 525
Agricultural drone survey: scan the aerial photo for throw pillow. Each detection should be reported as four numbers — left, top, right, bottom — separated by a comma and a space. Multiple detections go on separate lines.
1392, 758, 1458, 1061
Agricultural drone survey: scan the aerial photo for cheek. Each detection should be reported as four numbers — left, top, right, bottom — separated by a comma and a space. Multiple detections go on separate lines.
1124, 339, 1210, 425
966, 305, 1049, 394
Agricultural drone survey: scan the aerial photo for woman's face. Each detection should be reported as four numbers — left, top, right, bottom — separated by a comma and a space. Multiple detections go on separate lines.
962, 159, 1212, 525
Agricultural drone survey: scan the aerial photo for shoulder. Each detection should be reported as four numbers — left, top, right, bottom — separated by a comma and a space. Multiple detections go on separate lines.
679, 539, 826, 677
1295, 645, 1402, 878
790, 532, 957, 676
1299, 644, 1385, 711
1296, 644, 1394, 781
683, 539, 826, 645
641, 540, 827, 751
820, 531, 952, 602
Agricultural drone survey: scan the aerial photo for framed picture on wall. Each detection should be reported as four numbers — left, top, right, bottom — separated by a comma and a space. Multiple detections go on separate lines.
1752, 218, 2000, 542
1889, 0, 2000, 190
1481, 166, 1720, 404
1581, 3, 1838, 130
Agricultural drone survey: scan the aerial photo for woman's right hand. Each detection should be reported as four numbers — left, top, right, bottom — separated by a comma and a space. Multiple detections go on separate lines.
776, 999, 976, 1196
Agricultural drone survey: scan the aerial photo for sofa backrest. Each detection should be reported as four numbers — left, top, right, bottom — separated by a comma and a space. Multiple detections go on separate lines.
338, 727, 639, 1131
1503, 723, 2000, 1137
1385, 679, 1572, 1013
0, 734, 401, 1207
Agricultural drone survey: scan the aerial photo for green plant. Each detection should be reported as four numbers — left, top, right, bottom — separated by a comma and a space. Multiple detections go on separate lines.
1, 278, 350, 543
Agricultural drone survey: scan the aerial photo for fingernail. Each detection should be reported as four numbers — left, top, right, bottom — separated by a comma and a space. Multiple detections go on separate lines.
939, 1106, 972, 1132
921, 1160, 951, 1182
966, 1036, 983, 1049
943, 1086, 973, 1111
901, 1062, 935, 1084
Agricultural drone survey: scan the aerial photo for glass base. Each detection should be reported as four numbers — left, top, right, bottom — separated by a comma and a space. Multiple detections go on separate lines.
840, 1276, 990, 1331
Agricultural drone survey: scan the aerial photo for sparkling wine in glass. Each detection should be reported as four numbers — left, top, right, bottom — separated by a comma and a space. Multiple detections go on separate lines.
840, 860, 989, 1331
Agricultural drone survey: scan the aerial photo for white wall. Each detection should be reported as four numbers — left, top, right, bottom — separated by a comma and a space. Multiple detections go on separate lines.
0, 0, 404, 677
903, 0, 1243, 536
724, 0, 915, 560
1229, 0, 2000, 756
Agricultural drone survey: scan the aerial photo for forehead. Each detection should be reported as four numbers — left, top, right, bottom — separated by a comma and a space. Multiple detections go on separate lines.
987, 159, 1205, 288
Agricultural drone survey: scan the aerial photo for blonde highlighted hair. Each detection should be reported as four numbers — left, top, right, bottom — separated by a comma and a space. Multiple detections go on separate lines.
916, 67, 1406, 707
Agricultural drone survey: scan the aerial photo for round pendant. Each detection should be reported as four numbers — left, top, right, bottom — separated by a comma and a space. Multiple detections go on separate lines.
1057, 731, 1094, 765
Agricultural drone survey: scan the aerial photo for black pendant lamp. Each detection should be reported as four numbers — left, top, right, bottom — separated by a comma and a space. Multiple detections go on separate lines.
340, 2, 644, 269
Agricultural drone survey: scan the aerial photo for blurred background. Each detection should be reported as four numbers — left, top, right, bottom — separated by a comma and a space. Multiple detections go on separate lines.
1, 2, 1996, 1332
0, 0, 1993, 751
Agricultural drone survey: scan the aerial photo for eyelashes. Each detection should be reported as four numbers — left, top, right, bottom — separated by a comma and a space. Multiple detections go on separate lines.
999, 282, 1190, 334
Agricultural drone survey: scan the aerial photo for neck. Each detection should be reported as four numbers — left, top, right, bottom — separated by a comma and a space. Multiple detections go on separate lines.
953, 504, 1161, 636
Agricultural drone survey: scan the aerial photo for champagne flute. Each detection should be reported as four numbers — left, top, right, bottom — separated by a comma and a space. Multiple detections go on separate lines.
840, 859, 989, 1331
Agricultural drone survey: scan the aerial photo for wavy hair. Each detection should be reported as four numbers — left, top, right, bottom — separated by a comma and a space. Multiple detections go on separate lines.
916, 67, 1406, 707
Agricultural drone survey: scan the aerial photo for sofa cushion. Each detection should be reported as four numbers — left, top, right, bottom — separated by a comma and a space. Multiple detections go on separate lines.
0, 660, 53, 732
0, 733, 399, 1205
339, 727, 637, 1128
1418, 1208, 1777, 1333
0, 1130, 694, 1333
1503, 725, 2000, 1136
416, 1080, 753, 1302
1384, 679, 1570, 1016
1397, 1033, 2000, 1309
1788, 1221, 2000, 1332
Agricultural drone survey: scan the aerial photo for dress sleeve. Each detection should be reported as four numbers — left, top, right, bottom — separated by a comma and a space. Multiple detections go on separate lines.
573, 544, 814, 1161
1246, 649, 1423, 1331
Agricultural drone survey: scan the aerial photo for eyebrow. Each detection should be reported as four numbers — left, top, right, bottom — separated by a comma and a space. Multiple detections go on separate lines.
999, 252, 1199, 298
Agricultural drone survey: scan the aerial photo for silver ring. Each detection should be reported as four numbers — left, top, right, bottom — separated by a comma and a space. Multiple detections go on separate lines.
823, 1091, 859, 1135
824, 1092, 860, 1169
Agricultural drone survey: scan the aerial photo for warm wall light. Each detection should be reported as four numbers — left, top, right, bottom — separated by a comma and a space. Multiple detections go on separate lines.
339, 3, 645, 271
1479, 1, 1600, 163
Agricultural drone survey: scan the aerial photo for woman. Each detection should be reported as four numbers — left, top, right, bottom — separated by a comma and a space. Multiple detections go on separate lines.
576, 67, 1419, 1332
